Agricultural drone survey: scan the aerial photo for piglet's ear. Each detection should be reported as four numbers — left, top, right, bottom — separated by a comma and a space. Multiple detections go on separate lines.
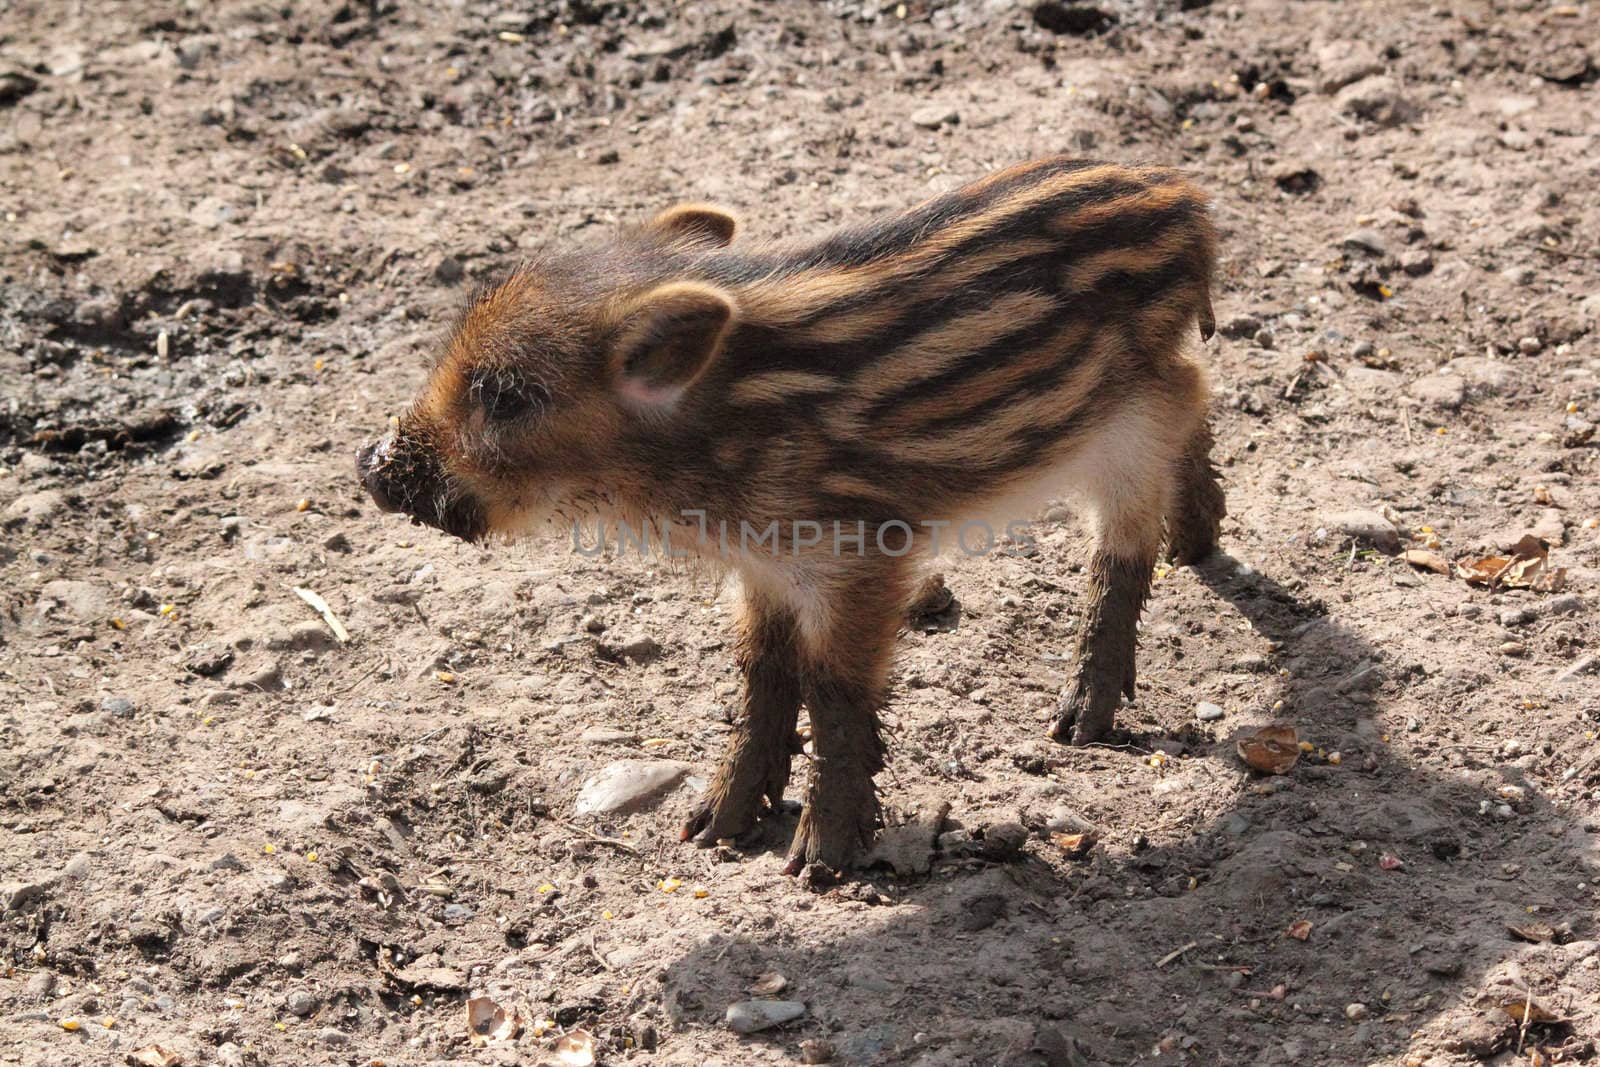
645, 203, 738, 248
611, 282, 736, 410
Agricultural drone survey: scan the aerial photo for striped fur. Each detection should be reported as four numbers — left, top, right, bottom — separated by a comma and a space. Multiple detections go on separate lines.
357, 156, 1226, 873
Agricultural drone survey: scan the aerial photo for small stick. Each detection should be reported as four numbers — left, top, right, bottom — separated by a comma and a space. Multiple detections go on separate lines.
1156, 940, 1199, 968
552, 818, 641, 855
293, 585, 350, 643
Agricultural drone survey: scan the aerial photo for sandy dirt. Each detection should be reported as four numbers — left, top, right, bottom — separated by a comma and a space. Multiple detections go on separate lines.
3, 1, 1600, 1064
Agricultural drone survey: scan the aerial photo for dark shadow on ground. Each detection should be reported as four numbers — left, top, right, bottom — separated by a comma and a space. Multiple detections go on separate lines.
659, 552, 1598, 1066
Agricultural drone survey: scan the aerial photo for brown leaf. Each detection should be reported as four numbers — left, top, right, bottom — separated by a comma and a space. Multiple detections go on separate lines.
1507, 922, 1555, 944
1285, 919, 1313, 941
1457, 535, 1561, 590
1402, 549, 1451, 574
1050, 831, 1096, 858
1500, 996, 1567, 1026
748, 971, 788, 996
1237, 725, 1301, 775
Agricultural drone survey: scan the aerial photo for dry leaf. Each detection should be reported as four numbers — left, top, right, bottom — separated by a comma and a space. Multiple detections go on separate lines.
128, 1047, 183, 1067
1237, 725, 1301, 775
1402, 549, 1450, 575
1285, 919, 1313, 941
1507, 922, 1555, 943
550, 1030, 596, 1066
1501, 996, 1566, 1025
1457, 535, 1566, 591
466, 996, 523, 1043
1050, 831, 1096, 858
748, 971, 789, 996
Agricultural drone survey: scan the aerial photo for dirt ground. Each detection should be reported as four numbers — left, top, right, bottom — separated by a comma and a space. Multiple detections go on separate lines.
3, 0, 1599, 1064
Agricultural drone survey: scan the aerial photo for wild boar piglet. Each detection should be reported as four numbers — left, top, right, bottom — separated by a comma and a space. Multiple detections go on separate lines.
357, 155, 1226, 872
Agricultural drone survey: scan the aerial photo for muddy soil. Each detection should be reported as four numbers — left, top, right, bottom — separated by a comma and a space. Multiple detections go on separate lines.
3, 1, 1600, 1064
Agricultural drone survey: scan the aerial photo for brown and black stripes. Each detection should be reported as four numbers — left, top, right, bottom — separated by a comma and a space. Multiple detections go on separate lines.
358, 155, 1226, 874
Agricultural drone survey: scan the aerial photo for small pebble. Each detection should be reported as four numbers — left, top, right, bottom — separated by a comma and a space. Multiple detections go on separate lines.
1517, 336, 1542, 354
1196, 701, 1225, 722
285, 989, 318, 1017
909, 106, 958, 129
1346, 1002, 1369, 1021
317, 1027, 350, 1047
725, 1000, 806, 1033
100, 696, 135, 718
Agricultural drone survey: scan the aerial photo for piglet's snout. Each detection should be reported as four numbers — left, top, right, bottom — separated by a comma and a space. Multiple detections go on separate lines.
356, 432, 403, 514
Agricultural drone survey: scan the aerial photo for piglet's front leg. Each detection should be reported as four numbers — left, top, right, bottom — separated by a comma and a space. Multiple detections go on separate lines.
682, 589, 803, 846
781, 559, 907, 875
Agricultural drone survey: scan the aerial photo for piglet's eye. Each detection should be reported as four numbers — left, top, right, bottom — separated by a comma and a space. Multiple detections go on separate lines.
469, 368, 550, 421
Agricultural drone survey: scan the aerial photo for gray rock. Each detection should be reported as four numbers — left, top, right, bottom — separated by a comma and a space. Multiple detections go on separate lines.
725, 999, 806, 1033
1554, 655, 1597, 685
1408, 374, 1466, 410
62, 853, 91, 880
285, 989, 319, 1017
2, 881, 46, 914
1195, 701, 1225, 722
1218, 313, 1261, 339
1399, 249, 1434, 275
442, 903, 475, 923
1315, 41, 1383, 94
1341, 228, 1386, 256
574, 760, 691, 815
1501, 265, 1535, 287
1499, 607, 1534, 628
5, 489, 66, 524
100, 696, 136, 718
266, 620, 338, 654
909, 106, 959, 129
40, 579, 110, 620
610, 631, 661, 662
25, 972, 56, 1000
1543, 594, 1584, 617
317, 1027, 350, 1047
432, 256, 465, 286
1323, 510, 1400, 551
1442, 356, 1511, 395
1336, 75, 1415, 126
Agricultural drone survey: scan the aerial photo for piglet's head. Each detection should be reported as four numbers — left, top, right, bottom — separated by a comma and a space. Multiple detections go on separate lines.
356, 204, 739, 543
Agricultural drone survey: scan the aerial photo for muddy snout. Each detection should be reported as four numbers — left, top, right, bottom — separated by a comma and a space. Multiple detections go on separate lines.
356, 432, 404, 513
355, 430, 488, 542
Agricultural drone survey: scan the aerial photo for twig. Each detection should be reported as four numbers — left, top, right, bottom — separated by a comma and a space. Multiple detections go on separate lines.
1156, 940, 1199, 968
552, 818, 641, 855
1517, 983, 1533, 1054
293, 585, 350, 643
